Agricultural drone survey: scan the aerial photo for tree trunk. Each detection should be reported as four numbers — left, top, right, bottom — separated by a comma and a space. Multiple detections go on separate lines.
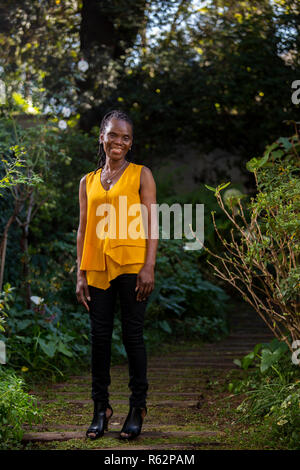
0, 200, 24, 291
78, 0, 147, 131
17, 190, 35, 308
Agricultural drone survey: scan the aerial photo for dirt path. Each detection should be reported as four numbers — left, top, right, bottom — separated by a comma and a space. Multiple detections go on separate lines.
22, 298, 275, 450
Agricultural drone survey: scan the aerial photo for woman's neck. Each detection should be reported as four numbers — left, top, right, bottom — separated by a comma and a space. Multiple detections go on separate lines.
104, 158, 127, 172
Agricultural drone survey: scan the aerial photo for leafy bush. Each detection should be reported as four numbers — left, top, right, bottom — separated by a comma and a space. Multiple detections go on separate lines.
0, 366, 42, 446
0, 283, 14, 333
160, 182, 236, 256
204, 126, 300, 349
0, 287, 90, 381
228, 339, 300, 449
145, 235, 230, 342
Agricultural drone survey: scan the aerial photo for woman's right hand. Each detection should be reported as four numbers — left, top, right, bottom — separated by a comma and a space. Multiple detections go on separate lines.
76, 273, 91, 312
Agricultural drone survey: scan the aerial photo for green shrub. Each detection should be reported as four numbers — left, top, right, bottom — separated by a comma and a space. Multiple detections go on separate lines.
228, 339, 300, 449
1, 288, 90, 381
145, 234, 230, 341
0, 366, 42, 446
0, 283, 14, 333
236, 381, 300, 449
204, 126, 300, 350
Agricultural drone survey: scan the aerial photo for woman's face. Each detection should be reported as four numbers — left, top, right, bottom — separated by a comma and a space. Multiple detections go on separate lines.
100, 117, 133, 161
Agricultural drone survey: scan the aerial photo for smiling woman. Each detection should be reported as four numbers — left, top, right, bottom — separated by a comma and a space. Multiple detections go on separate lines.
76, 109, 158, 442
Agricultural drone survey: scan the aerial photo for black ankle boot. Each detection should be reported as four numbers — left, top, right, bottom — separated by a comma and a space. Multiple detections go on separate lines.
119, 406, 147, 440
86, 402, 113, 439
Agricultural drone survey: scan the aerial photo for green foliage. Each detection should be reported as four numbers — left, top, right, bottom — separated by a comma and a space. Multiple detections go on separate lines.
232, 339, 290, 380
205, 127, 300, 349
160, 182, 236, 256
228, 339, 300, 449
247, 133, 300, 259
0, 0, 81, 117
0, 366, 42, 445
1, 286, 90, 380
145, 235, 230, 341
246, 129, 300, 305
0, 283, 14, 332
110, 0, 300, 160
1, 232, 91, 379
1, 0, 299, 160
236, 381, 300, 449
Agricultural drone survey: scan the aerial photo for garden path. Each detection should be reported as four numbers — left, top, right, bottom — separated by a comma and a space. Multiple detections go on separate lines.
22, 298, 274, 450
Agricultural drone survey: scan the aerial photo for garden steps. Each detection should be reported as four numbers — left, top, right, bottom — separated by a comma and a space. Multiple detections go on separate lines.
21, 296, 274, 449
38, 399, 201, 407
22, 429, 224, 443
91, 443, 224, 450
22, 423, 215, 431
32, 391, 203, 397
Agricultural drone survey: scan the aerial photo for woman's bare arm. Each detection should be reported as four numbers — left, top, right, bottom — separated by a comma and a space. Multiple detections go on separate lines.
140, 166, 158, 269
76, 175, 90, 311
136, 166, 158, 301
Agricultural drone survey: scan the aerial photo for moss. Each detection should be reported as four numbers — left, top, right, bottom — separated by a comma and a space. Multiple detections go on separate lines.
15, 340, 291, 450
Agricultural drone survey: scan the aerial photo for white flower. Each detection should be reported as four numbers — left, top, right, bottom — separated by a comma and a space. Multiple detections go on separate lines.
30, 296, 44, 305
78, 59, 89, 72
43, 105, 52, 114
50, 97, 56, 106
0, 80, 5, 105
27, 105, 38, 114
61, 106, 71, 117
0, 66, 4, 74
58, 120, 67, 130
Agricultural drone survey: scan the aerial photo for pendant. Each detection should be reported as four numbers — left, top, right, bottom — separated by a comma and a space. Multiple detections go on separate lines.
106, 179, 112, 184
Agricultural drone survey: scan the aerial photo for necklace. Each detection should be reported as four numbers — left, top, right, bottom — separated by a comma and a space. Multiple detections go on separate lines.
102, 161, 128, 184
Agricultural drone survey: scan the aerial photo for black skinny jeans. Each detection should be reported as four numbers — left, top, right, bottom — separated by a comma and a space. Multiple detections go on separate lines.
87, 273, 149, 409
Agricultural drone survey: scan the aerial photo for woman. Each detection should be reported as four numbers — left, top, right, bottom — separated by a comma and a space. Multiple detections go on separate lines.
76, 110, 158, 441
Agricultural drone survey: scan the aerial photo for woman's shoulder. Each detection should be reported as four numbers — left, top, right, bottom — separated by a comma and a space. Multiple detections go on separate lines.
130, 163, 153, 183
79, 169, 100, 191
83, 168, 100, 180
131, 162, 152, 173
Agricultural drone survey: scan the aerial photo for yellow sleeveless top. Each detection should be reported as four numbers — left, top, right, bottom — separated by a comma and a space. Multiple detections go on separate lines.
80, 162, 147, 290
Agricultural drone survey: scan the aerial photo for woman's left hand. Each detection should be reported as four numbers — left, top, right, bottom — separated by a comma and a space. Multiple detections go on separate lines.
135, 265, 155, 302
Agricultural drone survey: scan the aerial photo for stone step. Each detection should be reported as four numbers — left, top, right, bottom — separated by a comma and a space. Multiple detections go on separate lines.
39, 399, 200, 407
110, 360, 253, 368
23, 423, 215, 431
145, 365, 239, 370
160, 350, 257, 356
92, 443, 223, 450
230, 334, 271, 338
92, 442, 224, 450
110, 367, 233, 372
34, 391, 202, 397
63, 369, 233, 386
22, 429, 224, 443
41, 378, 208, 390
